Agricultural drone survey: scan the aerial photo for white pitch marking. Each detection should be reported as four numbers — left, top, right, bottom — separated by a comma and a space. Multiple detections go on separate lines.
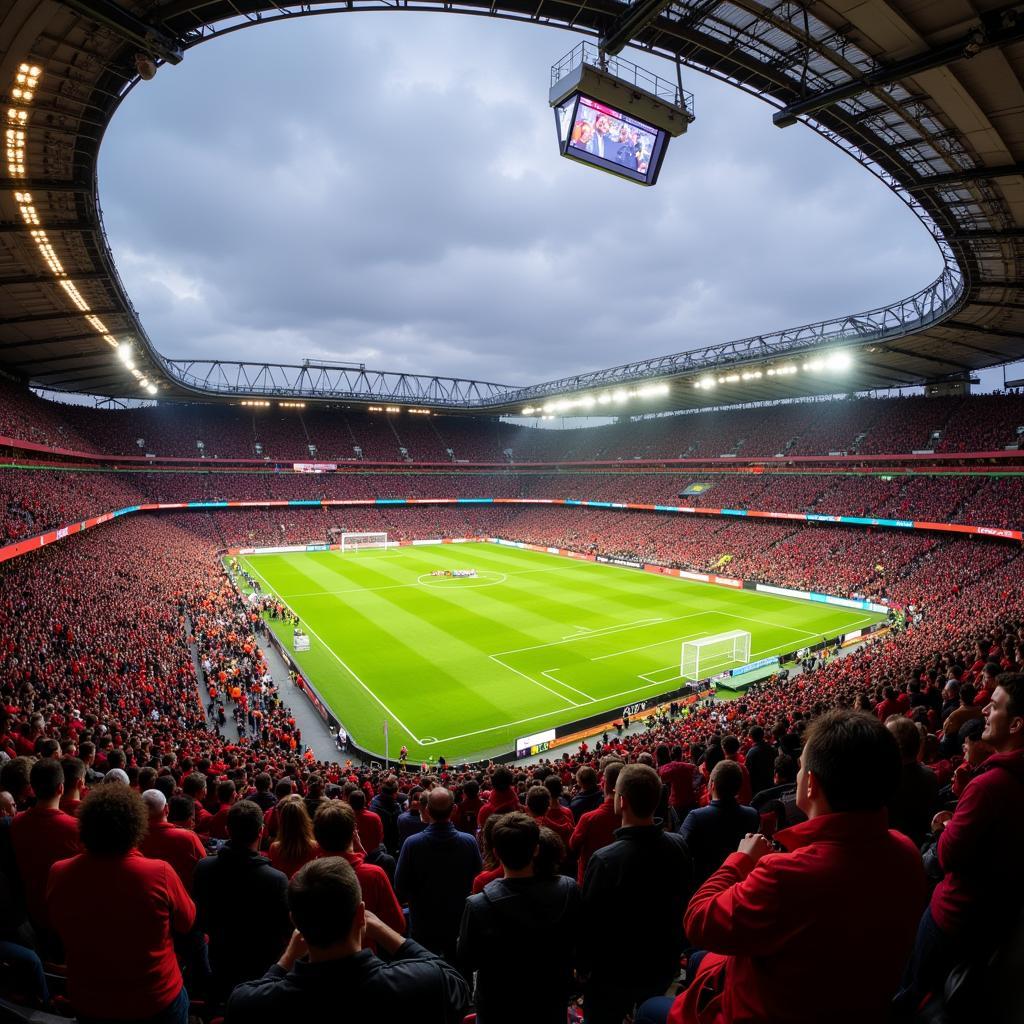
488, 654, 580, 708
241, 558, 421, 742
541, 668, 595, 702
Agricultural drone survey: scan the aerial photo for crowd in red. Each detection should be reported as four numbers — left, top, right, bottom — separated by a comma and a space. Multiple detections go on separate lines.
2, 462, 1022, 548
3, 378, 1024, 463
2, 387, 1024, 1023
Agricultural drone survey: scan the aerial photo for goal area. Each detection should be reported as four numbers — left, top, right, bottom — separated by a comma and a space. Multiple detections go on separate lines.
339, 532, 392, 553
680, 629, 751, 681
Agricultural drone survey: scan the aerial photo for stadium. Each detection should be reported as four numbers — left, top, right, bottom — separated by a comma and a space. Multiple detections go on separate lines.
0, 1, 1022, 1023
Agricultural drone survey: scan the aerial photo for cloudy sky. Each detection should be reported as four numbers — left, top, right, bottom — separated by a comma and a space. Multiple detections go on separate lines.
99, 14, 945, 390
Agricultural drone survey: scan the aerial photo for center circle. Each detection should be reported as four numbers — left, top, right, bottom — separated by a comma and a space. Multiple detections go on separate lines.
416, 570, 507, 589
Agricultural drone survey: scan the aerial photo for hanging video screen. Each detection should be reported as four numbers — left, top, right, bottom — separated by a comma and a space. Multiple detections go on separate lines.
555, 94, 669, 186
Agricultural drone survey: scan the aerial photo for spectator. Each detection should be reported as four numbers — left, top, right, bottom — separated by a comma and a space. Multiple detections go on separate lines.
139, 789, 207, 891
47, 785, 195, 1024
398, 787, 428, 847
193, 800, 291, 1001
679, 760, 760, 885
657, 744, 700, 820
395, 787, 482, 960
580, 764, 693, 1024
898, 675, 1024, 1012
885, 717, 939, 847
348, 788, 384, 854
249, 773, 277, 813
477, 767, 521, 832
269, 795, 320, 879
570, 765, 603, 821
312, 801, 405, 939
206, 779, 237, 840
10, 757, 80, 939
651, 710, 926, 1024
569, 760, 624, 885
59, 757, 87, 816
225, 858, 469, 1024
525, 785, 573, 850
459, 812, 580, 1024
368, 776, 402, 856
455, 778, 484, 835
744, 727, 776, 798
941, 684, 984, 754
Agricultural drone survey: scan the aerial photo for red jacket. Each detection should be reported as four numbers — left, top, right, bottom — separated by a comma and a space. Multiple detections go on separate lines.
670, 810, 925, 1024
47, 850, 195, 1020
569, 796, 619, 885
354, 807, 384, 852
477, 788, 521, 832
338, 849, 405, 938
931, 747, 1024, 934
140, 820, 208, 892
10, 806, 80, 928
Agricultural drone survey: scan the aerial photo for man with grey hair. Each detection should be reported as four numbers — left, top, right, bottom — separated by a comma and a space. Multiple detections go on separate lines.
139, 789, 207, 892
396, 786, 481, 960
104, 768, 130, 786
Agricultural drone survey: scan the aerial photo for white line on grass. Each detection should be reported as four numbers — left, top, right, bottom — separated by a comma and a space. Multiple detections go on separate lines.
541, 669, 595, 702
241, 558, 422, 742
493, 612, 707, 659
560, 618, 663, 641
592, 628, 713, 661
276, 562, 582, 600
432, 635, 820, 746
488, 655, 580, 708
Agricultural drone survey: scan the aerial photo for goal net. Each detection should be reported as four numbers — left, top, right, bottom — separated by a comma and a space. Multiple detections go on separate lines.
339, 532, 391, 553
680, 630, 752, 681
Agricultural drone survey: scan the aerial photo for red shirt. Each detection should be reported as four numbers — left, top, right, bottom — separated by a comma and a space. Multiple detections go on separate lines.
206, 802, 233, 840
354, 807, 384, 852
269, 841, 320, 879
670, 810, 925, 1024
140, 820, 208, 892
659, 761, 700, 811
338, 849, 405, 938
477, 789, 521, 832
10, 806, 80, 928
47, 850, 195, 1020
569, 796, 619, 884
193, 803, 214, 836
472, 865, 504, 894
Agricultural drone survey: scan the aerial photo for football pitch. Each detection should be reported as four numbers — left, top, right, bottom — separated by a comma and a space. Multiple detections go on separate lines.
238, 542, 885, 763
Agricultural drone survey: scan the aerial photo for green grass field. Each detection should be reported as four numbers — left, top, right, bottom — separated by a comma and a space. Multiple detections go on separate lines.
239, 542, 885, 762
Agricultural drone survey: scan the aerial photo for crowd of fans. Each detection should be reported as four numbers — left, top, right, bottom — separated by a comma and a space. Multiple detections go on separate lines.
2, 389, 1024, 1021
4, 379, 1024, 463
2, 462, 1022, 550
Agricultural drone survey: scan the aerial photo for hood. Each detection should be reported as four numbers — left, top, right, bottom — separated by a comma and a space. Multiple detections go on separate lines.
979, 747, 1024, 782
480, 876, 576, 928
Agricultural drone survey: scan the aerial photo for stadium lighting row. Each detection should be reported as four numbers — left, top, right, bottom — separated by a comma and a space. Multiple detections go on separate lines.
7, 62, 159, 397
521, 382, 671, 416
692, 351, 853, 390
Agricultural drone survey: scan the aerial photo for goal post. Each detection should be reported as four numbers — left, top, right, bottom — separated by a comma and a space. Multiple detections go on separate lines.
339, 532, 391, 553
680, 629, 752, 681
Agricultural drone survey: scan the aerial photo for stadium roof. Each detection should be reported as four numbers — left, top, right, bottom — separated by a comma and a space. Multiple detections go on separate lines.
0, 0, 1021, 413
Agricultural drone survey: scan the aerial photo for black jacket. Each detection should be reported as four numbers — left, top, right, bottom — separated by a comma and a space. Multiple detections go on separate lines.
458, 875, 580, 1024
744, 741, 777, 798
225, 940, 469, 1024
580, 824, 693, 992
569, 788, 603, 822
193, 843, 291, 998
678, 799, 761, 884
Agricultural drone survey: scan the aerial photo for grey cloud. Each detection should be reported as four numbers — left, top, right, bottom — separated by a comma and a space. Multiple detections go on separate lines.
98, 14, 941, 386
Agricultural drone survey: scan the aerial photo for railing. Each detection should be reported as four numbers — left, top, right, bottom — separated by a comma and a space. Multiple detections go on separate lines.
551, 41, 696, 119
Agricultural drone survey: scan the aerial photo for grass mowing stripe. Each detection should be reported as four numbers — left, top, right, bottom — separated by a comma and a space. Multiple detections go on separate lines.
241, 543, 885, 763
